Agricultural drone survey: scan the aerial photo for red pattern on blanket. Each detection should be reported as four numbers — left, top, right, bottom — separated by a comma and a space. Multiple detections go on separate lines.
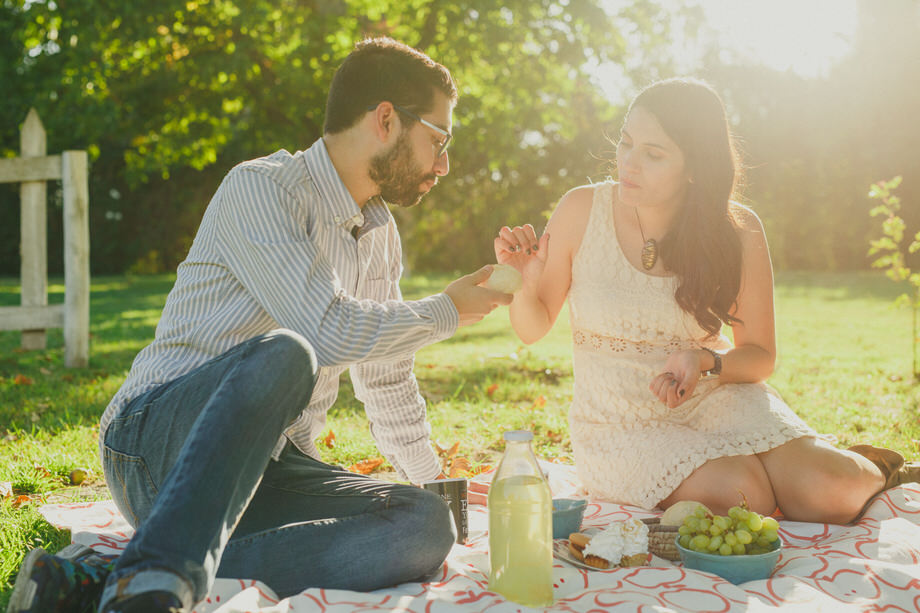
39, 463, 920, 612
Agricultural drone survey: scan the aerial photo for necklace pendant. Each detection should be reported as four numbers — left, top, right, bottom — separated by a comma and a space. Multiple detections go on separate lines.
641, 238, 658, 270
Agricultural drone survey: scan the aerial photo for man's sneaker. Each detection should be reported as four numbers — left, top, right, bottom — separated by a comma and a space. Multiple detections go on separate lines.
6, 543, 116, 613
101, 591, 185, 613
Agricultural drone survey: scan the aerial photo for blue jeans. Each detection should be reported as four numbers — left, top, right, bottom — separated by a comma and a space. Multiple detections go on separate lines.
100, 329, 453, 609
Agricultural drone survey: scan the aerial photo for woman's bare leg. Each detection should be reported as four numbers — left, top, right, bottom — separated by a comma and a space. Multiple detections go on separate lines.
757, 437, 884, 524
659, 455, 776, 516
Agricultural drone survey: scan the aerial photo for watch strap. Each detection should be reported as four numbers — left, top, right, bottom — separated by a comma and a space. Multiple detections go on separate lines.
701, 347, 722, 377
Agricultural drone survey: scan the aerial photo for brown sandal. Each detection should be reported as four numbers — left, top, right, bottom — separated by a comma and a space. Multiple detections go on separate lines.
848, 444, 920, 490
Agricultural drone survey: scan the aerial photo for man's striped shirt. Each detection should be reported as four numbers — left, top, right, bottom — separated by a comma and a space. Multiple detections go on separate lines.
100, 139, 458, 483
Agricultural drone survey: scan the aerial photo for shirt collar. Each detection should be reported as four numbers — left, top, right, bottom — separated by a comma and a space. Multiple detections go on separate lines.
302, 138, 390, 233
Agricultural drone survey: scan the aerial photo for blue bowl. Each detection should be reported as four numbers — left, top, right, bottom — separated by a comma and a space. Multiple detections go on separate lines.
552, 498, 587, 539
675, 536, 782, 584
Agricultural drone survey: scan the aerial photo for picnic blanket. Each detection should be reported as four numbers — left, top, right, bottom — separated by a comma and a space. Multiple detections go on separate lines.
39, 462, 920, 612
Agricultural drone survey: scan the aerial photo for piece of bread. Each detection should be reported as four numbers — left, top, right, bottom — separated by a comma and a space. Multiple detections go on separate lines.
567, 531, 647, 569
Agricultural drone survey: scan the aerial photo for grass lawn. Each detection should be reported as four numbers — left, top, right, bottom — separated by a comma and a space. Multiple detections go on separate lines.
1, 270, 918, 606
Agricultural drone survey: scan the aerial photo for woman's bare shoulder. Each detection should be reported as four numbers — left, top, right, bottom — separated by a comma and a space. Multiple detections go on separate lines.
544, 183, 605, 260
552, 182, 604, 224
730, 202, 771, 256
730, 202, 765, 233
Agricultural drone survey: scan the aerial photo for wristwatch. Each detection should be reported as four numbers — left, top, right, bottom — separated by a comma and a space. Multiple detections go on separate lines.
701, 347, 722, 377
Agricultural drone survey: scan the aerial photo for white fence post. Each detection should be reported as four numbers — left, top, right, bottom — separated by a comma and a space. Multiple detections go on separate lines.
62, 150, 90, 368
20, 108, 48, 350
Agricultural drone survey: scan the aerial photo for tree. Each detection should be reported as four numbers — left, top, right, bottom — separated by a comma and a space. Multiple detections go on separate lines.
1, 0, 692, 274
702, 0, 920, 271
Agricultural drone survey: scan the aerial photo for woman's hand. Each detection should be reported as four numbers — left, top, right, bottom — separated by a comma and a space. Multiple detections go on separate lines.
649, 349, 706, 409
494, 224, 550, 292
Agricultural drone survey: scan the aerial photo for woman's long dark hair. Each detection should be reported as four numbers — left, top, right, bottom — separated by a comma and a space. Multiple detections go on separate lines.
626, 78, 744, 336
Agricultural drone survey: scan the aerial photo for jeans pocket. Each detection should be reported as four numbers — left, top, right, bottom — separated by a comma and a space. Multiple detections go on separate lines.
102, 446, 159, 528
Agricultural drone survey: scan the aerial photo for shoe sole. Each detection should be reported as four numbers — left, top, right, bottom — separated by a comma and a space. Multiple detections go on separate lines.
6, 548, 45, 613
6, 544, 96, 613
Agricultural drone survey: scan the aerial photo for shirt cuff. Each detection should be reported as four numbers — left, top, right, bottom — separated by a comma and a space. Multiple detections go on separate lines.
394, 441, 442, 485
418, 293, 458, 343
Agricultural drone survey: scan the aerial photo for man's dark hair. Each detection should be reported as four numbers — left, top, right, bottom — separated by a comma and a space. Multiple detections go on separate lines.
323, 37, 457, 135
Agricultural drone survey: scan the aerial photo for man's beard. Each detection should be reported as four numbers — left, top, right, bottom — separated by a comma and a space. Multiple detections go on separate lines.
369, 131, 436, 208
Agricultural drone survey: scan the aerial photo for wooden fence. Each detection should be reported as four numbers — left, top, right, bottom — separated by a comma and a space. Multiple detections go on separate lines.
0, 108, 89, 368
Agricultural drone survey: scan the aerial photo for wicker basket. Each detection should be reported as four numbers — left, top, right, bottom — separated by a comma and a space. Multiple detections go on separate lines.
642, 518, 680, 561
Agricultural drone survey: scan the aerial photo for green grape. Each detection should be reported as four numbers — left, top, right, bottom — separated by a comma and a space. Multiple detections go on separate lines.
690, 534, 710, 551
707, 535, 723, 552
677, 500, 780, 557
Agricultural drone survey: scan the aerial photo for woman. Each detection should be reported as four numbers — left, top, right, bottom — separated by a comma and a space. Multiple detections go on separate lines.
496, 78, 917, 523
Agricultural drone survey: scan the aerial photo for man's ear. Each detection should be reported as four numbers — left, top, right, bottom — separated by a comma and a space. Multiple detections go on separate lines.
370, 102, 399, 144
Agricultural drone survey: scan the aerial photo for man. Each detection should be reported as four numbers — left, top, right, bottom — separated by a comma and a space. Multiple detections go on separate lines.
8, 37, 510, 613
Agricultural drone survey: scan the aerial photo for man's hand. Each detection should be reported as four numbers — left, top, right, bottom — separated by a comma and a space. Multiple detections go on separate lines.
444, 266, 513, 326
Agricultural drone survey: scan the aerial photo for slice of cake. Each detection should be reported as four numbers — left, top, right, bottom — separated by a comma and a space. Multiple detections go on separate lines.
568, 519, 649, 569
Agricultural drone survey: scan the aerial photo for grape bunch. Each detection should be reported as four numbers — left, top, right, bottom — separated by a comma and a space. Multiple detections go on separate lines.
677, 503, 780, 556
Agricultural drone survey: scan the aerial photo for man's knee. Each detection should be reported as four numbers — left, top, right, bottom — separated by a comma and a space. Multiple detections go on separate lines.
260, 329, 317, 368
393, 487, 454, 578
252, 329, 317, 388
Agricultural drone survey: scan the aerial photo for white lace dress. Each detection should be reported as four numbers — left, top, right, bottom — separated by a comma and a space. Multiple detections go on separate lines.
568, 182, 816, 509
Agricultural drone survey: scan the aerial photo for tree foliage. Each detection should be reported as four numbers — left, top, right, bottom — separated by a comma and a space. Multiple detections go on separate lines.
2, 0, 918, 276
702, 0, 920, 271
1, 0, 684, 274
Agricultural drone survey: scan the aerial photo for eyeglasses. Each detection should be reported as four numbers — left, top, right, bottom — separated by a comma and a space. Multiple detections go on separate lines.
366, 103, 452, 158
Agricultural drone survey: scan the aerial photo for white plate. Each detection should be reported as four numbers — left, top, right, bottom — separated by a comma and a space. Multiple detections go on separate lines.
553, 539, 603, 570
553, 527, 603, 571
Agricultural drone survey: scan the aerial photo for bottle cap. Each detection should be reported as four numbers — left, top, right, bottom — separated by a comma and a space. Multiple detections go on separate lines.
503, 430, 533, 442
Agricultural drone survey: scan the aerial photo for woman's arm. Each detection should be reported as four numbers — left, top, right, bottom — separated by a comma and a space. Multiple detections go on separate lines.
650, 205, 777, 408
495, 185, 594, 344
719, 205, 777, 382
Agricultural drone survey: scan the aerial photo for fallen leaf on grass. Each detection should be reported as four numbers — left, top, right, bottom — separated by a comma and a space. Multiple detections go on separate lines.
12, 495, 36, 508
449, 456, 471, 478
544, 430, 564, 443
323, 430, 336, 449
471, 464, 492, 476
13, 374, 33, 385
347, 457, 385, 475
435, 441, 460, 460
486, 383, 499, 398
529, 395, 547, 410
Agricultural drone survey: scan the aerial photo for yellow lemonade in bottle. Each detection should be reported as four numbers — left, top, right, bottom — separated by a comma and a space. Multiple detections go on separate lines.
488, 433, 554, 607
